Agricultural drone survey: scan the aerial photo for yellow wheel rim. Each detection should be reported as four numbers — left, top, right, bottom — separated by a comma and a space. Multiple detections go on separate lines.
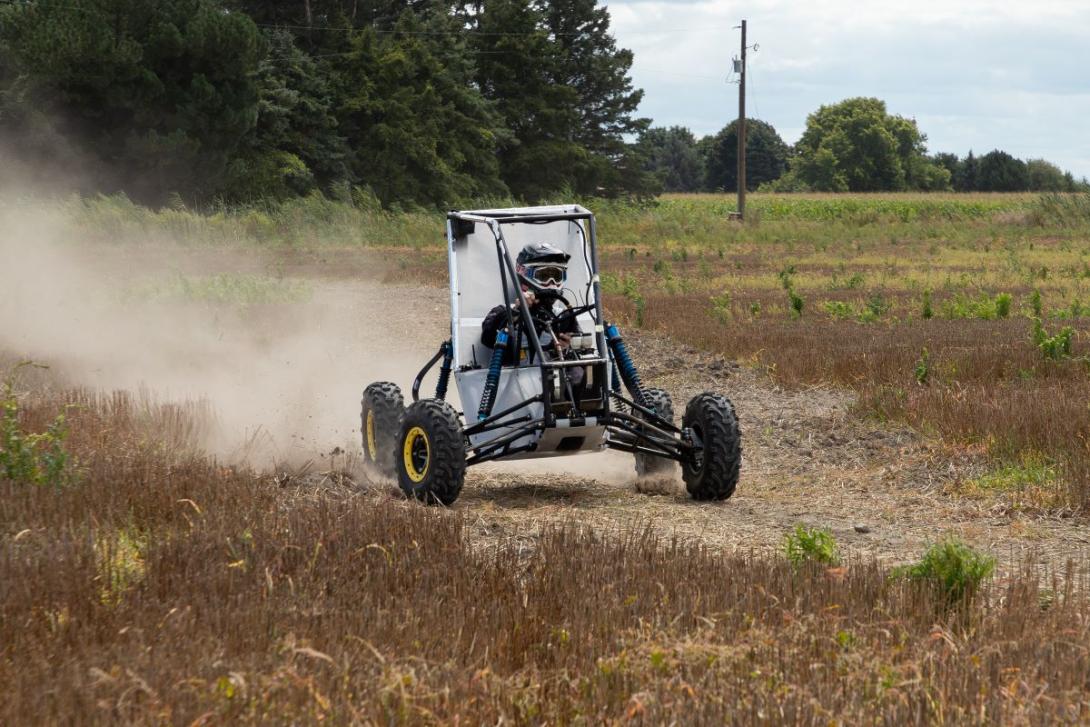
403, 426, 430, 483
366, 411, 377, 461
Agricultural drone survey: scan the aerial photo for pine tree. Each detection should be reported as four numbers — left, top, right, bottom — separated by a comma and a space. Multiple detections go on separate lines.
225, 30, 350, 200
471, 0, 582, 200
538, 0, 651, 195
1, 0, 262, 203
332, 11, 507, 207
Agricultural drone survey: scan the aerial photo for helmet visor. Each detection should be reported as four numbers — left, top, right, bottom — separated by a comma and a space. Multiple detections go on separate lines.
528, 264, 566, 286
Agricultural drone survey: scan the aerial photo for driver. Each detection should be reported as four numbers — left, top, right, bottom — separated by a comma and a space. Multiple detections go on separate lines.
481, 242, 583, 367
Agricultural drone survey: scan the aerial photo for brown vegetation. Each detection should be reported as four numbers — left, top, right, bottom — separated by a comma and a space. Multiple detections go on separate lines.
4, 386, 1090, 724
605, 290, 1090, 511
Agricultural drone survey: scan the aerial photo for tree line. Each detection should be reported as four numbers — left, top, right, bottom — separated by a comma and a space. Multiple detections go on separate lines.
0, 0, 653, 207
1, 2, 1085, 208
640, 97, 1089, 194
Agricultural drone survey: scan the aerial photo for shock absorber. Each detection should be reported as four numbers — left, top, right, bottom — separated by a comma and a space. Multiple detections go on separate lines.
477, 330, 508, 421
605, 323, 649, 409
435, 340, 453, 401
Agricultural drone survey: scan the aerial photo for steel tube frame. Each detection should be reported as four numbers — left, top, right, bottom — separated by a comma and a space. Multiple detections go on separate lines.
412, 341, 449, 402
447, 207, 629, 467
462, 395, 543, 436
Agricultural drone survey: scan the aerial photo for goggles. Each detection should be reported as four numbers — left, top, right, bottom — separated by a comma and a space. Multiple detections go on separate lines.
527, 264, 567, 286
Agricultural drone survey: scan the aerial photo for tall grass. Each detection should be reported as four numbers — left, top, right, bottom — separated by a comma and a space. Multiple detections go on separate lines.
3, 386, 1090, 723
1027, 192, 1090, 227
3, 190, 1060, 251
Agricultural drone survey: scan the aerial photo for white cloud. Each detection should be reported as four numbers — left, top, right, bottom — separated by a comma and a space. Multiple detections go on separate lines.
606, 0, 1090, 177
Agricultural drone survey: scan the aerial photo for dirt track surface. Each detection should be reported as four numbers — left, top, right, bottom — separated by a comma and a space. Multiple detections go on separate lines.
10, 239, 1088, 576
330, 279, 1090, 576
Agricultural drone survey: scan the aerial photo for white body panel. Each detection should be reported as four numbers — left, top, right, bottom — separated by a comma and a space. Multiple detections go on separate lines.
446, 205, 609, 459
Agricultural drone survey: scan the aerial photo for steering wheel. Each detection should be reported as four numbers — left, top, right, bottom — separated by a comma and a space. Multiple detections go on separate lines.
549, 301, 595, 329
524, 290, 573, 329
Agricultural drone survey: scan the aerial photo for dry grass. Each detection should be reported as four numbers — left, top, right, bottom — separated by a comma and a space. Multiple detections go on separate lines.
4, 384, 1090, 724
605, 288, 1090, 511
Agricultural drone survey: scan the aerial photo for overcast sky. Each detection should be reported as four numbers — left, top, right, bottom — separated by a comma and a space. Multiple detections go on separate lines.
606, 0, 1090, 179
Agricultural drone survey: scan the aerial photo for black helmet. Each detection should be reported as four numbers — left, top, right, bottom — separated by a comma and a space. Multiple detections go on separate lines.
516, 243, 570, 292
516, 242, 570, 266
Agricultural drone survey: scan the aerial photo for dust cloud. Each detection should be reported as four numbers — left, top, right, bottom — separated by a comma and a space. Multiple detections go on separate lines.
0, 198, 649, 485
0, 200, 432, 467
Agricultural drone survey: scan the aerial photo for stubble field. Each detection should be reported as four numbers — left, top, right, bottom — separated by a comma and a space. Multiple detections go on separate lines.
4, 191, 1090, 723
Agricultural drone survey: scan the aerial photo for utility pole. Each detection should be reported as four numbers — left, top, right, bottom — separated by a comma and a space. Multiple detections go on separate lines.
737, 19, 747, 221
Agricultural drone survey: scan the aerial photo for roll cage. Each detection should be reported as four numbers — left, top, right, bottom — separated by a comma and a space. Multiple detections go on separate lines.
408, 206, 698, 467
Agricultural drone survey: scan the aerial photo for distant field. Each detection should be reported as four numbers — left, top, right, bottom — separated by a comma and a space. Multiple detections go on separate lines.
602, 192, 1090, 511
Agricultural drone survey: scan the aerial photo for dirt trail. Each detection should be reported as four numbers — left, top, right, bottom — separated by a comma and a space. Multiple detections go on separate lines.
5, 233, 1087, 574
346, 281, 1090, 574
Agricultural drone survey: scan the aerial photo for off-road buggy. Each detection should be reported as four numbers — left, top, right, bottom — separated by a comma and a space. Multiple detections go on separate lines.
361, 205, 741, 505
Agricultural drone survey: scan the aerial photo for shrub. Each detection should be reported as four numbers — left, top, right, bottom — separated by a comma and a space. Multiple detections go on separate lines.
1031, 289, 1043, 318
921, 289, 933, 319
788, 288, 805, 318
859, 293, 890, 323
939, 291, 1014, 320
1032, 318, 1073, 359
895, 539, 995, 605
783, 524, 840, 567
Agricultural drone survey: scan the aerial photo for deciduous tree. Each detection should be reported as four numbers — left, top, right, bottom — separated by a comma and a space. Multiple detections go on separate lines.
703, 118, 789, 192
635, 126, 703, 192
793, 97, 944, 192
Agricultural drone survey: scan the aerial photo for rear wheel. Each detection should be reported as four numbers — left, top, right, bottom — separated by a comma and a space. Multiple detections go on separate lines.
681, 393, 741, 501
361, 382, 404, 478
396, 399, 466, 505
634, 388, 677, 478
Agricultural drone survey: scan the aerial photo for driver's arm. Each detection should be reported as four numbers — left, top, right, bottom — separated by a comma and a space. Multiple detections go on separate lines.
481, 304, 509, 348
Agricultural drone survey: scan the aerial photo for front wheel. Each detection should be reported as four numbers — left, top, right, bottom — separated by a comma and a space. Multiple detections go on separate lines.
681, 393, 741, 501
396, 399, 466, 505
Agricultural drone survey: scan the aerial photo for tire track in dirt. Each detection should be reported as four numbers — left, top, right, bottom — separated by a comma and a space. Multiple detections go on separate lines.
349, 281, 1090, 574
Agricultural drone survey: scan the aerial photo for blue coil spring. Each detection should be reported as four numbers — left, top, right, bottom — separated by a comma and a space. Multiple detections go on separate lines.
605, 324, 648, 408
435, 341, 453, 400
478, 330, 508, 421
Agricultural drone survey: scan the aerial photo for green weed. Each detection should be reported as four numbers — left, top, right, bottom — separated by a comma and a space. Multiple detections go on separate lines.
1032, 318, 1073, 359
1, 365, 73, 487
859, 293, 890, 323
96, 527, 147, 606
822, 301, 854, 320
914, 349, 931, 386
961, 453, 1058, 499
895, 539, 995, 605
939, 291, 1014, 320
711, 291, 732, 323
783, 524, 840, 568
